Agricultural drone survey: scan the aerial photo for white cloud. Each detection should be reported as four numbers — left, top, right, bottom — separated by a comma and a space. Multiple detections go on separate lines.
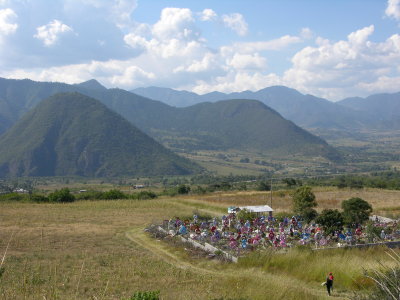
200, 8, 217, 21
228, 53, 267, 70
77, 0, 137, 29
222, 13, 248, 36
1, 58, 154, 87
34, 19, 73, 46
347, 25, 374, 45
300, 27, 313, 40
0, 8, 18, 37
386, 0, 400, 20
192, 72, 282, 94
153, 8, 199, 41
282, 25, 400, 99
111, 0, 137, 29
230, 35, 302, 54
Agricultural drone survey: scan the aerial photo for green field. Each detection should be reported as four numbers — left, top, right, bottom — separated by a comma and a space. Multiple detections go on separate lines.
0, 187, 399, 299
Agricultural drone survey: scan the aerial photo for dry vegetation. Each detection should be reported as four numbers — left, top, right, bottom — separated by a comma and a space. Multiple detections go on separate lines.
0, 187, 399, 299
189, 186, 400, 217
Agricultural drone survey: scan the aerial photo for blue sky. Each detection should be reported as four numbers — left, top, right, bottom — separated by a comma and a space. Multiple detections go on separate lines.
1, 0, 400, 100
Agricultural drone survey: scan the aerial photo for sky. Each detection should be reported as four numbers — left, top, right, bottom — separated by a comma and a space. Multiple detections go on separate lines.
1, 0, 400, 100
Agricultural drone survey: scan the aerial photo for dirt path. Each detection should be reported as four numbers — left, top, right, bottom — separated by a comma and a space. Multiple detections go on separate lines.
126, 227, 350, 300
126, 227, 216, 275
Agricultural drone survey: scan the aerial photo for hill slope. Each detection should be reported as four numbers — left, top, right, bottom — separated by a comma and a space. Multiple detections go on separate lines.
144, 99, 341, 160
0, 93, 201, 177
0, 78, 339, 160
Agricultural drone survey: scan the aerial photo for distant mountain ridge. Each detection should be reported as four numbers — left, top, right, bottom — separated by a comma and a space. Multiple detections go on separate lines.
0, 92, 202, 177
0, 77, 340, 161
339, 92, 400, 127
132, 86, 379, 130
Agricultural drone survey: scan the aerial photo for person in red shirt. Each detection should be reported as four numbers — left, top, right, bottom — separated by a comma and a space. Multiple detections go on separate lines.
326, 272, 334, 296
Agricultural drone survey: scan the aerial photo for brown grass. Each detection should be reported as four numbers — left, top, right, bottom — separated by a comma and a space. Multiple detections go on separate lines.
187, 187, 400, 216
0, 187, 398, 299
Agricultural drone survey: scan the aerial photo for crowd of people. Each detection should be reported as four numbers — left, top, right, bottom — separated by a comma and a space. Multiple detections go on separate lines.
162, 212, 400, 253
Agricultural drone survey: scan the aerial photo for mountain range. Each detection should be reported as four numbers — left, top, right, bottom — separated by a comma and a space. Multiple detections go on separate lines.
0, 93, 201, 177
0, 77, 338, 162
133, 86, 400, 130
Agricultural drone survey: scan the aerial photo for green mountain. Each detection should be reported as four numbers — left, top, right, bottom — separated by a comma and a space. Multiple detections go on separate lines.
0, 92, 202, 177
0, 78, 340, 160
144, 99, 341, 160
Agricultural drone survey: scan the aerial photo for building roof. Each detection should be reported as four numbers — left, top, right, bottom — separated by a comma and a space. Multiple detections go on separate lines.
239, 205, 274, 213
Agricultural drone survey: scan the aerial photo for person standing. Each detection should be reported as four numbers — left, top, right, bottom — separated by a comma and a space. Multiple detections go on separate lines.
326, 272, 334, 296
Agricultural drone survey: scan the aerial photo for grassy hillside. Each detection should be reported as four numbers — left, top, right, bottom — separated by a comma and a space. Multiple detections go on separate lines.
148, 99, 341, 160
0, 92, 202, 177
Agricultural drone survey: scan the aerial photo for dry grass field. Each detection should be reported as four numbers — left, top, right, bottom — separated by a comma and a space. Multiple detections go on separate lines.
0, 187, 399, 299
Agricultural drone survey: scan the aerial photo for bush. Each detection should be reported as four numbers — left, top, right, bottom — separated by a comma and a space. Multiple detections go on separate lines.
0, 193, 27, 202
302, 208, 318, 223
48, 188, 75, 203
256, 181, 270, 191
30, 194, 50, 203
193, 185, 207, 194
315, 209, 344, 235
75, 190, 104, 200
132, 191, 157, 200
177, 184, 190, 194
128, 290, 160, 300
101, 189, 127, 200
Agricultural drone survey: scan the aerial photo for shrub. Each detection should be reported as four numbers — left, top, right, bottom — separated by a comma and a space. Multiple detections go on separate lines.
133, 191, 157, 200
128, 290, 160, 300
30, 194, 50, 203
256, 181, 270, 191
302, 208, 318, 223
48, 188, 75, 203
315, 209, 344, 235
75, 190, 104, 200
177, 184, 190, 194
101, 189, 127, 200
0, 193, 27, 202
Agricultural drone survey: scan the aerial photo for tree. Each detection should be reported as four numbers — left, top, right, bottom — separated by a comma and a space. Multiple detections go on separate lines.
256, 181, 270, 191
177, 184, 190, 194
48, 188, 75, 203
315, 209, 344, 235
291, 186, 317, 221
283, 178, 297, 187
341, 197, 372, 225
